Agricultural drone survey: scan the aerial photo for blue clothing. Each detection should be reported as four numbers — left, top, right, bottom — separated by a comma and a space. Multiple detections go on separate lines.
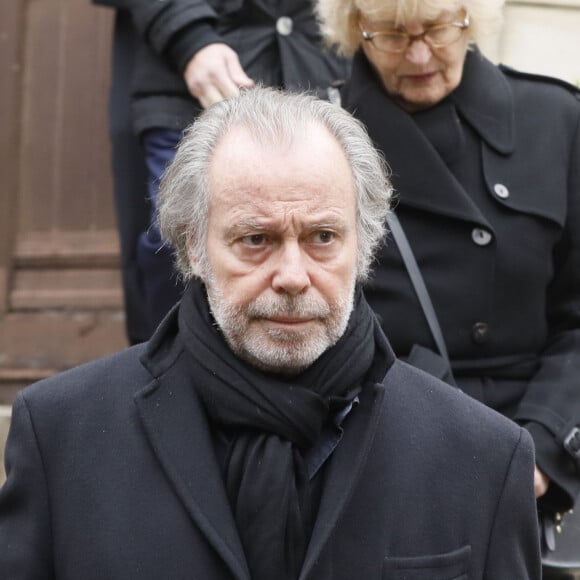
137, 128, 184, 329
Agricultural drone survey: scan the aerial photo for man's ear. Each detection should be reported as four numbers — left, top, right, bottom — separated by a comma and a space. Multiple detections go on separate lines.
186, 240, 206, 280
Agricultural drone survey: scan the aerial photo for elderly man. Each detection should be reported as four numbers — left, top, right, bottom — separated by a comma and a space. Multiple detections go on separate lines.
92, 0, 351, 336
0, 88, 539, 579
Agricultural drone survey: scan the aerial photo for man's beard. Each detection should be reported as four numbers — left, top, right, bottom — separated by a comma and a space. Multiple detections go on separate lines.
205, 278, 356, 375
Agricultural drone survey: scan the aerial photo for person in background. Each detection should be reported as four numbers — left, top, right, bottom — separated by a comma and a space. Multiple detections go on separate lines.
316, 0, 580, 518
93, 2, 152, 344
0, 87, 540, 579
94, 0, 351, 335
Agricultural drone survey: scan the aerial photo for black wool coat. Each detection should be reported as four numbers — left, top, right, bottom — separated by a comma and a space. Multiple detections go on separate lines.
343, 50, 580, 512
93, 0, 350, 134
0, 311, 540, 579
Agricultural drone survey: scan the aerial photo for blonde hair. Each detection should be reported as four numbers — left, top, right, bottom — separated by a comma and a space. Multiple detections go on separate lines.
316, 0, 504, 55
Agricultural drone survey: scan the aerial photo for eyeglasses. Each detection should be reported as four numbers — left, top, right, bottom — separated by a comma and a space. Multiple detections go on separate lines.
359, 14, 470, 53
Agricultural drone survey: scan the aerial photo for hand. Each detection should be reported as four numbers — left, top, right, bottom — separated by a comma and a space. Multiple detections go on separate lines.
183, 43, 254, 109
534, 465, 550, 498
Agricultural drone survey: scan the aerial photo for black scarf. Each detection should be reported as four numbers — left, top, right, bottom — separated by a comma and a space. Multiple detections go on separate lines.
178, 281, 390, 580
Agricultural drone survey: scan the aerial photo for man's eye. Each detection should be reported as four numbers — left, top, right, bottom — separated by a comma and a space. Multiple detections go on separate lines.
241, 234, 267, 246
312, 231, 335, 244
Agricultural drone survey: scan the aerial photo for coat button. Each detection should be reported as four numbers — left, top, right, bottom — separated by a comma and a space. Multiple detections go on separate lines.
494, 183, 510, 199
471, 228, 493, 246
276, 16, 293, 36
471, 322, 490, 344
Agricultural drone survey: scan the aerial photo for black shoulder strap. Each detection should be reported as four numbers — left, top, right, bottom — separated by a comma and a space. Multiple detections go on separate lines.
386, 212, 450, 362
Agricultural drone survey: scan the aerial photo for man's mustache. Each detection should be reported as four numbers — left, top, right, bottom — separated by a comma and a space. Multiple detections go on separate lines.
245, 295, 332, 319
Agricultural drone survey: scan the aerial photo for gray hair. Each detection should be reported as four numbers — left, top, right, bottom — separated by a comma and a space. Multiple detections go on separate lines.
316, 0, 505, 55
158, 86, 393, 282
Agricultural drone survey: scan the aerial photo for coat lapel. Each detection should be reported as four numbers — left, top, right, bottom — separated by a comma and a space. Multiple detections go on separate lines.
300, 383, 387, 580
451, 50, 515, 155
344, 52, 490, 226
134, 349, 250, 580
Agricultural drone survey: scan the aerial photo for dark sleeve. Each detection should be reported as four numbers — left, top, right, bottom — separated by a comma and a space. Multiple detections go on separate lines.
0, 395, 54, 579
484, 427, 542, 579
514, 106, 580, 512
94, 0, 224, 73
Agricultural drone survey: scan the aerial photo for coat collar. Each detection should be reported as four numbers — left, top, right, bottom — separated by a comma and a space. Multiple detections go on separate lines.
345, 48, 515, 154
344, 53, 484, 224
343, 49, 514, 224
451, 49, 515, 154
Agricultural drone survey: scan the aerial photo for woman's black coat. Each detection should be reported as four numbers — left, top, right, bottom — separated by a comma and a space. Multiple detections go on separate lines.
343, 49, 580, 512
93, 0, 351, 135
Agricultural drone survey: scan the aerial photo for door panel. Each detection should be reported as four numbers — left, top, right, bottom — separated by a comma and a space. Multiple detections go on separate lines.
0, 0, 127, 403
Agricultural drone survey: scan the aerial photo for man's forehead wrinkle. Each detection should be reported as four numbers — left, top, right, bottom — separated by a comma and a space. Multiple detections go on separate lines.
217, 175, 339, 193
214, 186, 349, 212
226, 200, 348, 221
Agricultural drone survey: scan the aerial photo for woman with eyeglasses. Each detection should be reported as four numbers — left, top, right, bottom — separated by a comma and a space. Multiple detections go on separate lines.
318, 0, 580, 525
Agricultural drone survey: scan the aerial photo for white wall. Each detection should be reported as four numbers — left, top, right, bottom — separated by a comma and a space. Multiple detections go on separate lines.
480, 0, 580, 85
0, 407, 10, 485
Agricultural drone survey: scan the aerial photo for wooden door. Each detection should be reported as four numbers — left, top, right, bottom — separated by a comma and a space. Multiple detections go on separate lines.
0, 0, 127, 404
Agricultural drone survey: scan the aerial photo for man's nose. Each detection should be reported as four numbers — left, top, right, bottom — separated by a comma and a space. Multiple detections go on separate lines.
405, 39, 432, 65
271, 242, 311, 295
